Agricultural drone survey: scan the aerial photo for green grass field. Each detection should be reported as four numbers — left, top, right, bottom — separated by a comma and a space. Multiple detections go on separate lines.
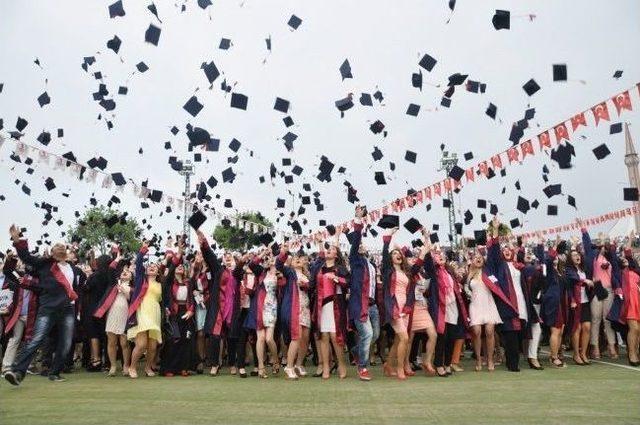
1, 356, 639, 425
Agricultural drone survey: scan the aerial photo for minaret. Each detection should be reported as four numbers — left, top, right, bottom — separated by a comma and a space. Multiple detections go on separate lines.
624, 122, 640, 232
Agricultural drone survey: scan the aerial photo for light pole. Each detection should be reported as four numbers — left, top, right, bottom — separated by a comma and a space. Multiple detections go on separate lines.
438, 150, 459, 249
178, 160, 195, 250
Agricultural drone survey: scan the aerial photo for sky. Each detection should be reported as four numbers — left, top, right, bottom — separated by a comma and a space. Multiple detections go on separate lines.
0, 0, 639, 249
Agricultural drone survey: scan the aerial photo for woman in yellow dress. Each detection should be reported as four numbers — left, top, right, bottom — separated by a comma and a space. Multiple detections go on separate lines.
126, 242, 163, 378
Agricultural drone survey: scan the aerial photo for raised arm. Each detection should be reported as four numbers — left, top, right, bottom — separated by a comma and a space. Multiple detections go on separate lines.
10, 225, 47, 269
196, 230, 221, 277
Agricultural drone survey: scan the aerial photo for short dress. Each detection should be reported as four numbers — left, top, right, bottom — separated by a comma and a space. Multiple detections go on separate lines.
262, 275, 278, 328
127, 279, 162, 343
391, 271, 410, 333
105, 283, 131, 335
468, 276, 502, 326
411, 277, 435, 331
297, 272, 311, 328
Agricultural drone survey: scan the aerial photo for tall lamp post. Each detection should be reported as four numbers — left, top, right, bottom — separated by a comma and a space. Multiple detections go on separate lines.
438, 150, 459, 249
178, 160, 195, 250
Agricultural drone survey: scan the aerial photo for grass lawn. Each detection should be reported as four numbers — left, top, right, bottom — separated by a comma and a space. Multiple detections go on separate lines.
1, 356, 639, 425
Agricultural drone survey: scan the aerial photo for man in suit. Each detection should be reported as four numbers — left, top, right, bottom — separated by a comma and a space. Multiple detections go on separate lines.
4, 224, 81, 386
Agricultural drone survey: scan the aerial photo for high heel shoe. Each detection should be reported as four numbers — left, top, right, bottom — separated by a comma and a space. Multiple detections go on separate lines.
527, 358, 544, 370
145, 369, 156, 377
209, 366, 220, 376
107, 367, 117, 377
550, 356, 566, 368
383, 362, 396, 377
421, 364, 436, 376
474, 362, 482, 372
572, 356, 586, 366
258, 368, 269, 379
403, 367, 416, 377
628, 360, 640, 367
580, 354, 591, 365
284, 366, 299, 380
435, 367, 448, 378
294, 365, 307, 377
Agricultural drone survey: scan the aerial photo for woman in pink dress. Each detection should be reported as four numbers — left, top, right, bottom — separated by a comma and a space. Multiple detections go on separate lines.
409, 272, 437, 374
466, 252, 502, 371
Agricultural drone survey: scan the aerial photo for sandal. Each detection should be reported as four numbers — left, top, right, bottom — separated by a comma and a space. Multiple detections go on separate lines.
272, 363, 280, 375
209, 366, 220, 376
550, 357, 566, 368
258, 368, 269, 379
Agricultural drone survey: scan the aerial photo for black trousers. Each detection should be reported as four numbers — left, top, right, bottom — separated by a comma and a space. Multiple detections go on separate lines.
410, 332, 427, 363
502, 330, 521, 371
228, 308, 250, 368
434, 324, 456, 368
160, 306, 195, 374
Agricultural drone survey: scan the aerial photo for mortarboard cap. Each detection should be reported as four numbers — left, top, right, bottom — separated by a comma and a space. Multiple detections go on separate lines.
230, 93, 248, 110
339, 59, 353, 80
145, 24, 161, 46
188, 209, 207, 230
378, 214, 399, 229
492, 10, 510, 30
183, 96, 203, 117
510, 218, 520, 228
419, 53, 437, 71
543, 183, 562, 198
405, 150, 417, 163
403, 218, 422, 234
486, 103, 497, 119
610, 123, 622, 134
108, 1, 125, 18
406, 103, 420, 117
449, 165, 465, 181
516, 196, 530, 214
613, 70, 623, 79
624, 187, 639, 201
219, 38, 231, 50
592, 143, 610, 160
37, 92, 50, 107
374, 171, 386, 185
522, 79, 541, 96
553, 64, 567, 82
412, 71, 422, 90
547, 205, 558, 216
287, 14, 302, 30
274, 97, 290, 113
372, 146, 383, 161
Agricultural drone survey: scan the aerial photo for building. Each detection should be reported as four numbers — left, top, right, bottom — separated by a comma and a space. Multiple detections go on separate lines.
624, 122, 640, 233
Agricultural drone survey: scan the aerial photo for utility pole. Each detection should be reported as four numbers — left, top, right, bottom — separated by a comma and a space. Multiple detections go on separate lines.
178, 160, 195, 250
438, 150, 459, 249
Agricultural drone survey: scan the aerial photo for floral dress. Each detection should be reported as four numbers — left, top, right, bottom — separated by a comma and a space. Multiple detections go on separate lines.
297, 272, 311, 328
262, 274, 278, 328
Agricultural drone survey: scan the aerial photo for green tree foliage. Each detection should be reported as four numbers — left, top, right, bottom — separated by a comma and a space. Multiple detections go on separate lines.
67, 206, 142, 255
212, 211, 272, 251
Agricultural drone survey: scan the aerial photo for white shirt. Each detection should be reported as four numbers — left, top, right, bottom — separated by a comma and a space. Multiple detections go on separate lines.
58, 262, 75, 305
577, 270, 588, 303
176, 285, 188, 302
507, 263, 528, 321
367, 261, 376, 300
443, 272, 459, 324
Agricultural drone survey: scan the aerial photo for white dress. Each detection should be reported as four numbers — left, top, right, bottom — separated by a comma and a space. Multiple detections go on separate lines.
105, 284, 130, 335
468, 277, 502, 326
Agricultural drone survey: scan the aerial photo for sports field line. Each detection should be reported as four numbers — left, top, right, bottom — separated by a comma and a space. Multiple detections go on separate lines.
539, 350, 640, 372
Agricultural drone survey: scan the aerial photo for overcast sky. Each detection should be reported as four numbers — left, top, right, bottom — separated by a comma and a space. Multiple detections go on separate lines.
1, 0, 639, 248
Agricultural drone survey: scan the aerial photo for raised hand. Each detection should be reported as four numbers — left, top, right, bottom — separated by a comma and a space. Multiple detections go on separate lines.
9, 224, 20, 242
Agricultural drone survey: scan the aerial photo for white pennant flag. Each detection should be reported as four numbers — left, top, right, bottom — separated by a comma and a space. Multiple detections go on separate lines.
101, 175, 113, 189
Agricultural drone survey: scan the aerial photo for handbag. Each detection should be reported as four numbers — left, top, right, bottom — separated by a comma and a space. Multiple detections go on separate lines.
593, 281, 608, 301
163, 316, 181, 341
606, 295, 626, 332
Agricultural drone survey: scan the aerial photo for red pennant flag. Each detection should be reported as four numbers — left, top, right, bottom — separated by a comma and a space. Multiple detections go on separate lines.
465, 167, 475, 182
612, 91, 632, 115
553, 122, 570, 143
491, 154, 503, 169
381, 205, 389, 215
433, 182, 441, 197
453, 178, 462, 190
443, 178, 452, 192
423, 186, 432, 200
591, 102, 610, 126
478, 161, 489, 177
397, 198, 407, 211
538, 131, 552, 150
415, 190, 423, 204
520, 139, 534, 159
506, 147, 520, 163
570, 112, 587, 131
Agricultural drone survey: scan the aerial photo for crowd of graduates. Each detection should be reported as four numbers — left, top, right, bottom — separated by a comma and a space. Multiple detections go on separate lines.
1, 206, 639, 387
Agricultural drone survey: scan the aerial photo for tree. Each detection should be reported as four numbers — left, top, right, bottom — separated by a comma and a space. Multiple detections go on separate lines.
212, 211, 273, 251
67, 206, 142, 256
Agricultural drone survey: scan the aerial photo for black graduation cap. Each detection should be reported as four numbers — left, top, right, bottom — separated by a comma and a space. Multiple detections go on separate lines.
291, 165, 303, 176
44, 177, 56, 191
111, 172, 126, 186
448, 165, 465, 181
229, 138, 241, 152
335, 96, 354, 116
531, 199, 540, 209
492, 9, 510, 30
283, 116, 294, 127
136, 62, 149, 72
510, 218, 520, 228
58, 128, 64, 137
108, 1, 125, 18
164, 141, 172, 150
221, 167, 236, 183
224, 199, 233, 208
104, 215, 119, 227
516, 196, 530, 214
16, 117, 28, 132
339, 59, 352, 80
429, 233, 439, 244
118, 86, 128, 95
553, 64, 567, 81
550, 142, 575, 169
183, 96, 203, 117
37, 131, 51, 146
567, 195, 576, 208
37, 91, 50, 107
287, 14, 302, 30
543, 183, 562, 198
201, 61, 220, 84
276, 198, 285, 208
258, 232, 274, 246
448, 73, 468, 86
624, 187, 639, 201
219, 38, 231, 50
370, 120, 385, 134
359, 93, 373, 106
187, 209, 207, 230
145, 24, 161, 46
378, 214, 399, 229
490, 204, 499, 215
613, 70, 623, 79
406, 104, 420, 117
592, 143, 611, 160
477, 199, 487, 209
325, 224, 337, 236
372, 146, 383, 161
419, 53, 437, 71
486, 103, 497, 119
374, 171, 386, 185
463, 152, 473, 161
547, 205, 558, 216
443, 198, 451, 208
230, 93, 248, 110
522, 79, 541, 96
274, 97, 290, 113
412, 70, 422, 90
198, 0, 212, 9
405, 150, 417, 163
525, 108, 536, 120
610, 123, 622, 134
404, 218, 422, 234
440, 97, 451, 108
